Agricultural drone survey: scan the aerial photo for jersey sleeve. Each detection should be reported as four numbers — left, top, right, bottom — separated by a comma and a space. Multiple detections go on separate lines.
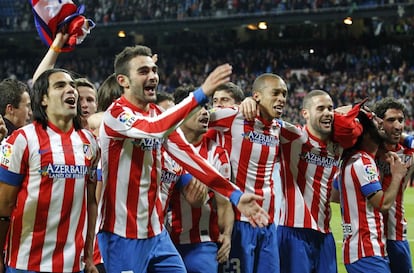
208, 106, 238, 131
353, 156, 382, 197
163, 128, 242, 203
279, 120, 302, 144
0, 130, 28, 186
103, 88, 209, 139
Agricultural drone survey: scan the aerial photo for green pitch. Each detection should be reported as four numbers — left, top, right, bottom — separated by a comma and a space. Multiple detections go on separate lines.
331, 186, 414, 273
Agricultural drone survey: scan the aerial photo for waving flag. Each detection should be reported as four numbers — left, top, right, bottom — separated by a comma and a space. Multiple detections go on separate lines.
29, 0, 95, 52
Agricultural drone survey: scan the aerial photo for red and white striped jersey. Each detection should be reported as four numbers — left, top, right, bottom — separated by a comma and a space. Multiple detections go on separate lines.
160, 152, 185, 215
338, 151, 386, 264
376, 144, 414, 241
278, 123, 343, 233
99, 90, 239, 239
209, 107, 279, 223
167, 136, 231, 244
0, 121, 99, 272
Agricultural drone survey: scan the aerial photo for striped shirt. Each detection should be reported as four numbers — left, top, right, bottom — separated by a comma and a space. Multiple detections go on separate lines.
0, 121, 99, 272
99, 89, 240, 239
167, 136, 231, 244
209, 107, 280, 223
376, 144, 413, 241
339, 151, 385, 264
279, 123, 343, 233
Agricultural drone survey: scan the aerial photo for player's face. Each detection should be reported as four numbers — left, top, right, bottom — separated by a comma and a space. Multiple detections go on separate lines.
381, 108, 404, 145
302, 94, 334, 139
12, 91, 32, 128
78, 86, 97, 119
43, 72, 79, 123
183, 106, 210, 134
254, 78, 287, 121
212, 90, 236, 107
123, 55, 159, 104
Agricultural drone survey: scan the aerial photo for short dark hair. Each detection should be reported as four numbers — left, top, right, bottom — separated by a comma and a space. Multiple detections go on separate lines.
302, 89, 329, 109
97, 73, 123, 111
156, 92, 174, 105
173, 85, 196, 105
114, 45, 153, 77
0, 78, 29, 116
75, 77, 97, 92
213, 82, 245, 104
372, 97, 407, 119
31, 68, 82, 130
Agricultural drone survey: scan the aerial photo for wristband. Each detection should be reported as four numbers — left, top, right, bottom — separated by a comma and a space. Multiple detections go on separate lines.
50, 45, 62, 53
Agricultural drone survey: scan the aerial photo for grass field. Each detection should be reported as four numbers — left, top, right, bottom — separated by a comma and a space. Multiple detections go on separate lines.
331, 186, 414, 273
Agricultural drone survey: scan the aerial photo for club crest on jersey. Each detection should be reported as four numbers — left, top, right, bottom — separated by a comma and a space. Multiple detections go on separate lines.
300, 152, 339, 168
132, 138, 163, 151
39, 163, 89, 179
119, 112, 137, 127
0, 143, 12, 167
242, 131, 279, 147
364, 164, 378, 182
83, 144, 93, 160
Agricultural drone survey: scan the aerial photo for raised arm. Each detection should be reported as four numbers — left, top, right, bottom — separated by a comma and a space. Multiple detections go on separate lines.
32, 32, 69, 82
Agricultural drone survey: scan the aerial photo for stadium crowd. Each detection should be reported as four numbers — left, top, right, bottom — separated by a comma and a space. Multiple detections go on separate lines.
1, 40, 413, 129
0, 0, 411, 31
0, 2, 414, 273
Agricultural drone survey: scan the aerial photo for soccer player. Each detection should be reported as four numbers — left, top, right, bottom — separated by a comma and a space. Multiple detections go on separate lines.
209, 73, 287, 273
32, 32, 98, 129
0, 68, 100, 273
0, 78, 32, 136
240, 90, 365, 273
335, 107, 408, 273
98, 45, 269, 273
373, 97, 414, 273
165, 85, 234, 273
212, 82, 245, 108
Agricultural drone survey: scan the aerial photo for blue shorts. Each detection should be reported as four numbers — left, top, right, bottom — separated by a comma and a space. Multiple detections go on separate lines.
387, 239, 413, 273
99, 229, 186, 273
223, 221, 279, 273
277, 226, 337, 273
175, 242, 218, 273
345, 256, 390, 273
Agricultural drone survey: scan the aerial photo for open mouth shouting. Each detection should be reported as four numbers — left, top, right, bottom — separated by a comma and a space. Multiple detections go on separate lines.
198, 115, 209, 128
144, 84, 157, 96
64, 96, 77, 108
273, 105, 284, 116
320, 118, 332, 129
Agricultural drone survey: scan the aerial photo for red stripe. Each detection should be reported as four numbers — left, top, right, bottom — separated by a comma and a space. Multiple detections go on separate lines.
102, 138, 122, 232
170, 190, 182, 244
146, 147, 159, 237
280, 141, 295, 227
26, 125, 53, 271
341, 164, 351, 264
125, 145, 142, 238
52, 130, 78, 272
7, 132, 28, 268
189, 207, 202, 243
